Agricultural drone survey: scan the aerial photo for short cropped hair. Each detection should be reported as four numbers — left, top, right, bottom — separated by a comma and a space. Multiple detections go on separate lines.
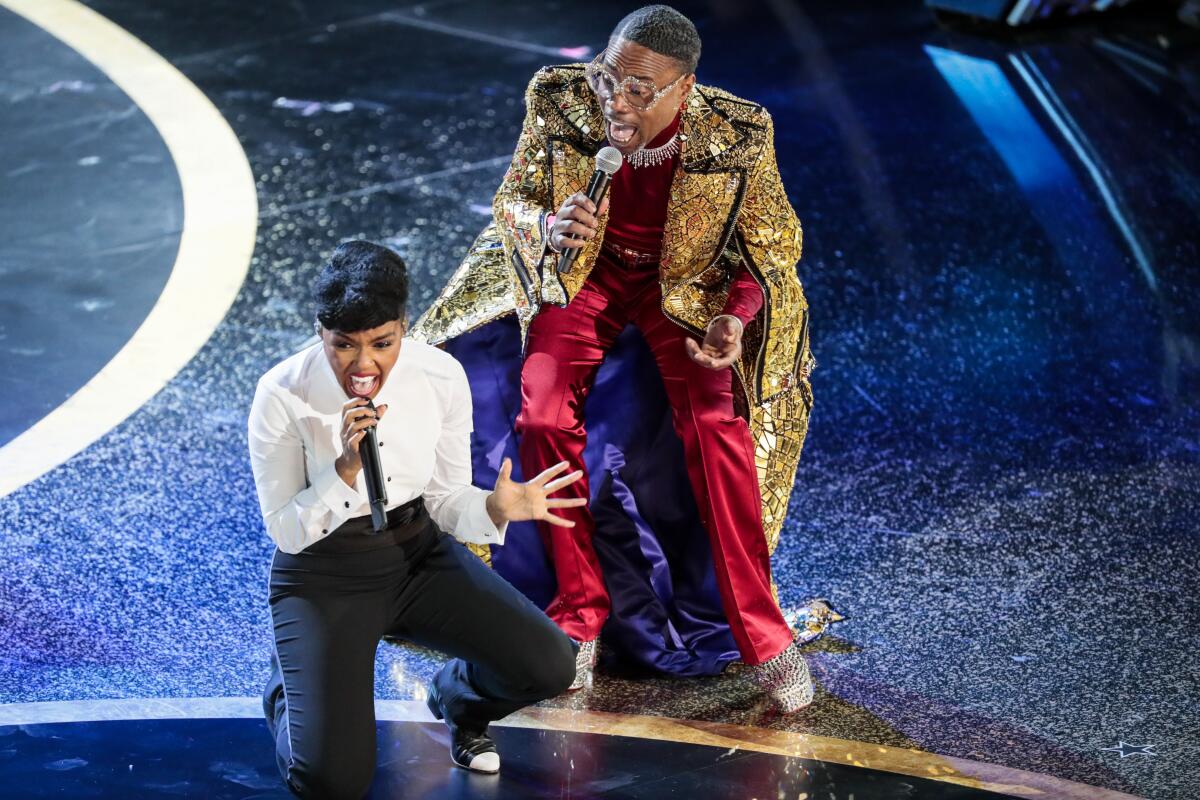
313, 240, 408, 332
610, 5, 701, 74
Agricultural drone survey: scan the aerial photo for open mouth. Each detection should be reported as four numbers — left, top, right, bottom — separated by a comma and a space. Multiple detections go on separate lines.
606, 118, 638, 146
348, 373, 379, 397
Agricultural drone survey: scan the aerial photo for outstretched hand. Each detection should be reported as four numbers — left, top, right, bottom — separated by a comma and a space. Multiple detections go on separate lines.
684, 315, 743, 370
486, 459, 586, 528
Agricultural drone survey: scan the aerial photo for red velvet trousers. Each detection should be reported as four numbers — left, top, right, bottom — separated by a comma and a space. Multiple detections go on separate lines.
515, 247, 793, 666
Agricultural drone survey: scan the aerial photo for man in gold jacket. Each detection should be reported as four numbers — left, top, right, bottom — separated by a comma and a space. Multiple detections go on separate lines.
413, 5, 822, 712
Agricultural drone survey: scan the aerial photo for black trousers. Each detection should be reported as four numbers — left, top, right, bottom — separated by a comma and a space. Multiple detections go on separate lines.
263, 498, 576, 799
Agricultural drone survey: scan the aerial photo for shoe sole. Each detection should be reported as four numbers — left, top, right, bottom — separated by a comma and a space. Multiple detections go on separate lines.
450, 754, 500, 774
774, 695, 815, 714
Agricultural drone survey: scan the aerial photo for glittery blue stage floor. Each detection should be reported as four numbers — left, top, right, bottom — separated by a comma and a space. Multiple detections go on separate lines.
1, 1, 1197, 799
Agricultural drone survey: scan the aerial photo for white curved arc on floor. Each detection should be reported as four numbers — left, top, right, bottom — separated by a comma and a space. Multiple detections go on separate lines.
0, 698, 438, 727
0, 698, 1143, 800
0, 0, 257, 498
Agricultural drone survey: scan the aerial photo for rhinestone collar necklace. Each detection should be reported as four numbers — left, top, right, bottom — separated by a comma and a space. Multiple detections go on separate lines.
627, 133, 680, 169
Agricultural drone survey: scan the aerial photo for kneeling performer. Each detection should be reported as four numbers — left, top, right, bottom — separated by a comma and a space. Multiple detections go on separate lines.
248, 240, 583, 798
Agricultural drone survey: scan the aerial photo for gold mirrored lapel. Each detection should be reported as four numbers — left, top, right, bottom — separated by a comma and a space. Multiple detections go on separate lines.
660, 88, 749, 284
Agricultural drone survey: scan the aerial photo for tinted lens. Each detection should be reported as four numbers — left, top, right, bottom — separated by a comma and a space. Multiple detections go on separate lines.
624, 80, 655, 109
587, 68, 615, 98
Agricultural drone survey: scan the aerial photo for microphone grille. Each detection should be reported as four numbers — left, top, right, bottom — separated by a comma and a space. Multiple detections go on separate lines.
596, 146, 623, 175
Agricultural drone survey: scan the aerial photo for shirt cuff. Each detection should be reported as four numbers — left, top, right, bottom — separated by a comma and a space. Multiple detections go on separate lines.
455, 488, 508, 546
311, 462, 360, 524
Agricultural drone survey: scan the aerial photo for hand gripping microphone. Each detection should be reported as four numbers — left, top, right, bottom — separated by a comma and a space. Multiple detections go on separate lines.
361, 398, 388, 532
557, 146, 623, 274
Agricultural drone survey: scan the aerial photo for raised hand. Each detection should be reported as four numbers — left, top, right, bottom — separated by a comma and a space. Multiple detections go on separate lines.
548, 192, 610, 253
486, 458, 587, 528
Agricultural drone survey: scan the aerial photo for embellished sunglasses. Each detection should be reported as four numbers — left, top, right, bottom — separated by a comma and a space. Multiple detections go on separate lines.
584, 50, 687, 112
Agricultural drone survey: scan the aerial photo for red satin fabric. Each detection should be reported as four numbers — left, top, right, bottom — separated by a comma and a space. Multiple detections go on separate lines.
514, 246, 793, 665
722, 267, 765, 328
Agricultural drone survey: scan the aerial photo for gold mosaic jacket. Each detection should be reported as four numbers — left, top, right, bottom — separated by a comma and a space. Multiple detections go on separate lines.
412, 65, 814, 552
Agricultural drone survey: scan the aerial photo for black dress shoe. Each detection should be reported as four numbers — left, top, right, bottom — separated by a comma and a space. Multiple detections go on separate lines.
449, 728, 500, 773
426, 684, 500, 774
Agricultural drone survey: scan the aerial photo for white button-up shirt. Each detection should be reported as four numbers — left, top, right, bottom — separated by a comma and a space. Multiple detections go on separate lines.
247, 338, 506, 554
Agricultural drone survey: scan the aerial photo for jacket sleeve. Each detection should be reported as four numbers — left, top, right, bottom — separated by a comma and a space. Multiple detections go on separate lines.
492, 71, 555, 286
736, 112, 803, 285
735, 111, 808, 400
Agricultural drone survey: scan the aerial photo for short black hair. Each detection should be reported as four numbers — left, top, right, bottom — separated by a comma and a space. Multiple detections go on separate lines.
313, 240, 408, 332
610, 5, 701, 74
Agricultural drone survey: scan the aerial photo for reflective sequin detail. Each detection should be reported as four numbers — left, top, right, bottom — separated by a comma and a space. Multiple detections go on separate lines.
569, 639, 598, 691
750, 642, 814, 713
627, 133, 680, 169
411, 64, 814, 567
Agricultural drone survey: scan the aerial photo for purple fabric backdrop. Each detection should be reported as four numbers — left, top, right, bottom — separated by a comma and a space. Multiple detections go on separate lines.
446, 316, 740, 676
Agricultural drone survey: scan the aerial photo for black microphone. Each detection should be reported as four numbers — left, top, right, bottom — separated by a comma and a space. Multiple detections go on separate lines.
557, 146, 623, 274
361, 398, 388, 532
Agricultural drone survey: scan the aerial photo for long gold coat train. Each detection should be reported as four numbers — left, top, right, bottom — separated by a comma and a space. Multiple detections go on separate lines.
411, 64, 814, 555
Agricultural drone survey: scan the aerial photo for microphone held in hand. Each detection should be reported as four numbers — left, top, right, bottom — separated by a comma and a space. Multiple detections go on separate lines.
361, 399, 388, 532
557, 146, 623, 274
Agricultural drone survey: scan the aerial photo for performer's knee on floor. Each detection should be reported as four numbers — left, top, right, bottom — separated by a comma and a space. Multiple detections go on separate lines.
288, 755, 374, 800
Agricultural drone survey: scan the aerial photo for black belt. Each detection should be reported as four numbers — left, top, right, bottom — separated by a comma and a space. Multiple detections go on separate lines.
310, 496, 430, 553
338, 495, 424, 529
381, 496, 425, 529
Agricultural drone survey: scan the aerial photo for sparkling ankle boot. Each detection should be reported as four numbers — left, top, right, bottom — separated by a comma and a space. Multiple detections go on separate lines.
568, 639, 598, 691
750, 643, 814, 712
